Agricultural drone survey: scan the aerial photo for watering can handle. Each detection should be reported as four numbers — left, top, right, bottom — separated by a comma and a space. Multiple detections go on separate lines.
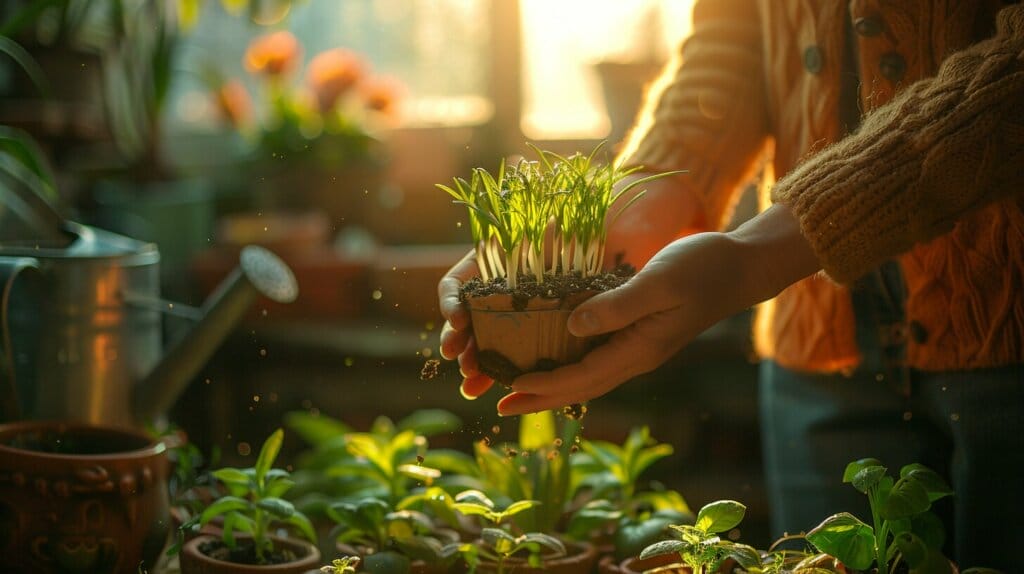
0, 257, 40, 423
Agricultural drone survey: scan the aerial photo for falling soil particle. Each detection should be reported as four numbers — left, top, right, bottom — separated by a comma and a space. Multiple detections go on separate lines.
420, 359, 441, 380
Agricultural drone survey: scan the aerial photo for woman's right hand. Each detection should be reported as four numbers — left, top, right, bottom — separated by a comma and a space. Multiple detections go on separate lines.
438, 250, 495, 399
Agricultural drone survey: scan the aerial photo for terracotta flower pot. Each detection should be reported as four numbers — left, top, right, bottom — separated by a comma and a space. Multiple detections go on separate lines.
180, 534, 322, 574
475, 540, 598, 574
0, 421, 171, 574
467, 291, 600, 385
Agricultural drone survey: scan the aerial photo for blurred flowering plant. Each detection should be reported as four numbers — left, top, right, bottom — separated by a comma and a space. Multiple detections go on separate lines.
214, 30, 401, 169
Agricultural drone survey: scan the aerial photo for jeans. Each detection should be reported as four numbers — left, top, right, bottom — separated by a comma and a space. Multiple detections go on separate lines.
758, 262, 1024, 570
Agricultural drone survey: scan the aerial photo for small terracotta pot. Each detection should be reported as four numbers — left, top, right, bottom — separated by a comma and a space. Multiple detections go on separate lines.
180, 534, 322, 574
475, 540, 598, 574
0, 421, 171, 574
468, 292, 599, 384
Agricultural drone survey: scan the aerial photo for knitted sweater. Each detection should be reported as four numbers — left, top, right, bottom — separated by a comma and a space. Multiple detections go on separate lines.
622, 0, 1024, 372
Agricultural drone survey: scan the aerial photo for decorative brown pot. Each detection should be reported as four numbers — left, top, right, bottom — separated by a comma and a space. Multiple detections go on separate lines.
0, 421, 171, 574
475, 540, 598, 574
467, 292, 599, 385
180, 534, 322, 574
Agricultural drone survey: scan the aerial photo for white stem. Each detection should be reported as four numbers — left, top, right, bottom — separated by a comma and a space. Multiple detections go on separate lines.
476, 243, 490, 282
507, 244, 521, 290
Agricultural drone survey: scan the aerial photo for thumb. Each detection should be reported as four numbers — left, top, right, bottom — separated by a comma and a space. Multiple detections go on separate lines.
567, 276, 665, 337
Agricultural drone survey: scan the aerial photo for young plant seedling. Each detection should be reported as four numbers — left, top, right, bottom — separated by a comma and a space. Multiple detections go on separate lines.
321, 556, 361, 573
444, 489, 567, 574
438, 142, 681, 290
806, 458, 954, 574
199, 429, 316, 564
639, 499, 761, 574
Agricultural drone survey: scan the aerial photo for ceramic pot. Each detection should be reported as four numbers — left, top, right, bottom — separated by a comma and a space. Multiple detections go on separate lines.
180, 534, 322, 574
467, 292, 599, 385
475, 540, 598, 574
0, 421, 171, 574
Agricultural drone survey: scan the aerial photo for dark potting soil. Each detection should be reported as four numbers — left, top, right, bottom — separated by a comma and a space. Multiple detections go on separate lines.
198, 538, 299, 565
458, 269, 632, 311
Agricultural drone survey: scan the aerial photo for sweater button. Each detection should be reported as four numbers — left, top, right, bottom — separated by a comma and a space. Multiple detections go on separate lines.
854, 17, 883, 37
910, 321, 928, 344
804, 46, 824, 74
879, 52, 906, 81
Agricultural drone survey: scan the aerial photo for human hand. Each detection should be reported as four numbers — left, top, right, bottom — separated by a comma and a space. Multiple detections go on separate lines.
496, 204, 819, 416
438, 250, 495, 399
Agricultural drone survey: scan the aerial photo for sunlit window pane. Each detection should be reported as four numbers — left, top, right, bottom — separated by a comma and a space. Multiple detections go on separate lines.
520, 0, 693, 141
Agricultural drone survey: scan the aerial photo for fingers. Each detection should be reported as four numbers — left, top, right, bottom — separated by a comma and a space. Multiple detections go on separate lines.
460, 373, 495, 400
439, 321, 471, 361
457, 337, 481, 378
567, 272, 674, 337
438, 250, 478, 331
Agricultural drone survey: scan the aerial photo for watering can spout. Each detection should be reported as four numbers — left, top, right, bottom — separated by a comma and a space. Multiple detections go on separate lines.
134, 246, 298, 422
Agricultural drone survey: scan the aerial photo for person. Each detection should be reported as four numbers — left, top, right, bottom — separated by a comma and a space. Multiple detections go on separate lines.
438, 1, 1024, 569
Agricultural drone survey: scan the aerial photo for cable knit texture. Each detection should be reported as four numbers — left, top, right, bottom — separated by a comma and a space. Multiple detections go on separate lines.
623, 0, 1024, 372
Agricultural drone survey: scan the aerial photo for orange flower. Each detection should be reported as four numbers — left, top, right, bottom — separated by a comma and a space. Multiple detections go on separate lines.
306, 48, 365, 112
215, 79, 252, 127
244, 31, 301, 77
360, 76, 403, 117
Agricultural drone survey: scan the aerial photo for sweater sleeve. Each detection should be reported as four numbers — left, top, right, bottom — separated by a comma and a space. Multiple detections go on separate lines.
772, 5, 1024, 284
618, 0, 769, 231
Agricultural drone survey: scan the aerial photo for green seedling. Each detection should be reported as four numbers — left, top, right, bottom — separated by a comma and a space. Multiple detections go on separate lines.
806, 459, 954, 574
444, 489, 566, 573
438, 142, 682, 289
199, 429, 316, 563
639, 500, 761, 574
321, 556, 361, 573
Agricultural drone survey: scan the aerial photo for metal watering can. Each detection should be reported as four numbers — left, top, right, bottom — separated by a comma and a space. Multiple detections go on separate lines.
0, 172, 298, 427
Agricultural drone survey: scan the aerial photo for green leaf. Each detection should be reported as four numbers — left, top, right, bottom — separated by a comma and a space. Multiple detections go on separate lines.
397, 409, 462, 437
363, 550, 412, 574
695, 500, 746, 533
894, 532, 929, 567
639, 539, 687, 560
286, 512, 317, 543
806, 512, 875, 570
200, 497, 250, 525
520, 532, 566, 556
255, 429, 284, 486
911, 511, 946, 550
901, 465, 954, 502
454, 489, 495, 508
213, 468, 252, 487
503, 499, 539, 517
960, 569, 1007, 574
265, 477, 295, 499
722, 542, 762, 569
0, 37, 49, 97
882, 476, 931, 519
398, 463, 442, 484
284, 411, 351, 446
843, 458, 884, 483
482, 527, 516, 547
420, 449, 478, 477
852, 465, 888, 494
256, 497, 295, 518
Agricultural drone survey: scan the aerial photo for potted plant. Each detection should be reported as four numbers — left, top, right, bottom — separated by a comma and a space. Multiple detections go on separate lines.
179, 428, 321, 573
565, 426, 693, 566
443, 489, 583, 573
633, 500, 761, 574
211, 29, 402, 232
438, 143, 679, 386
804, 458, 957, 574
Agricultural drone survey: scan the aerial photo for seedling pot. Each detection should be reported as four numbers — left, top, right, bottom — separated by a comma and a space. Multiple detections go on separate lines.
468, 291, 599, 385
180, 534, 322, 574
0, 421, 171, 574
475, 540, 598, 573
